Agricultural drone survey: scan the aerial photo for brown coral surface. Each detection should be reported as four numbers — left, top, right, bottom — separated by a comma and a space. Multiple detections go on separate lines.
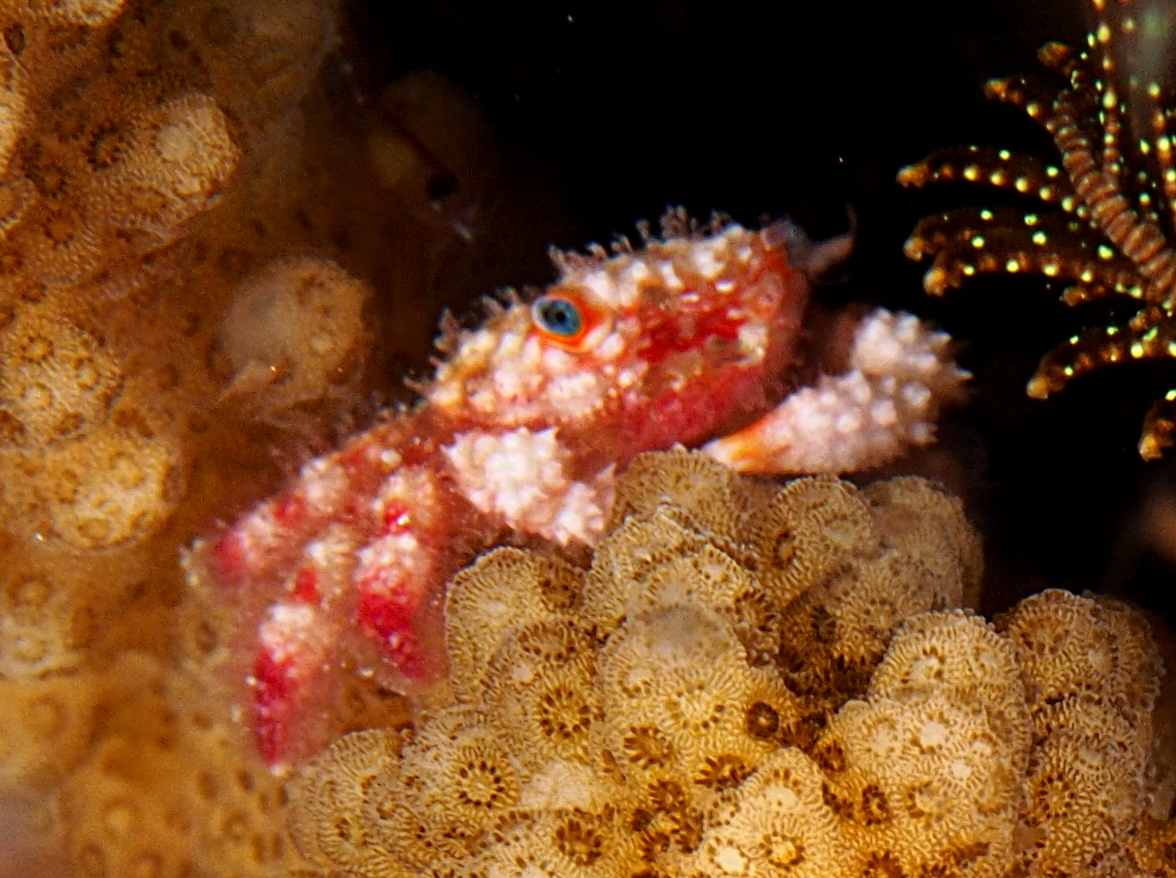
0, 1, 563, 875
290, 449, 1176, 878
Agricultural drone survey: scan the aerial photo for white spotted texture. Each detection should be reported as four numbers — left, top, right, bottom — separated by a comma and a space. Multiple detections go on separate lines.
704, 308, 968, 473
443, 427, 614, 545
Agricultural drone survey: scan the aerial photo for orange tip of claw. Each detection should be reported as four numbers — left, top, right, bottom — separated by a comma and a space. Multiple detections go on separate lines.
701, 431, 775, 473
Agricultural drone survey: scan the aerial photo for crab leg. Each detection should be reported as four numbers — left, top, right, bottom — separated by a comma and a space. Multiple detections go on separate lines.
251, 595, 335, 771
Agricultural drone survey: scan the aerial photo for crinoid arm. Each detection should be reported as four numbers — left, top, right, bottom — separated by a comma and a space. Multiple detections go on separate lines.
898, 146, 1075, 208
1141, 391, 1176, 460
907, 207, 1138, 297
1029, 306, 1176, 398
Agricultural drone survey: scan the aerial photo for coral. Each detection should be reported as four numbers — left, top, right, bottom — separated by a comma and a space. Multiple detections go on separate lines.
286, 450, 1173, 878
900, 0, 1176, 459
215, 257, 372, 418
817, 612, 1029, 878
0, 1, 543, 876
3, 418, 183, 549
997, 590, 1162, 878
445, 547, 584, 700
0, 558, 89, 679
0, 301, 122, 446
0, 651, 305, 878
58, 657, 299, 878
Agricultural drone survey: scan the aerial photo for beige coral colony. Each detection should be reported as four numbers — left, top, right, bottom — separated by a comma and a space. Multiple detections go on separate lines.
3, 2, 1176, 878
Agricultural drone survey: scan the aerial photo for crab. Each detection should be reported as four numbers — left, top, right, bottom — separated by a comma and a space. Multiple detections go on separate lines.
185, 210, 967, 770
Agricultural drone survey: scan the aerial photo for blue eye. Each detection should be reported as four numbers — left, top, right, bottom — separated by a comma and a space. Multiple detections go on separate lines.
533, 296, 583, 338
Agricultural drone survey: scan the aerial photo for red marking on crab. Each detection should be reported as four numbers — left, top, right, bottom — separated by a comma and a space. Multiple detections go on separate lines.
381, 503, 412, 535
639, 304, 745, 364
211, 528, 249, 583
253, 650, 295, 766
356, 588, 433, 683
275, 493, 307, 526
292, 567, 320, 604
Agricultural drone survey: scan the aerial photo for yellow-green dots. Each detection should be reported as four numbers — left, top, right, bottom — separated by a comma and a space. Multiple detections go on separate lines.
1144, 327, 1159, 343
1070, 335, 1081, 345
1006, 259, 1021, 273
1107, 325, 1120, 336
990, 169, 1008, 186
1045, 166, 1059, 178
1141, 139, 1153, 156
1167, 389, 1176, 402
1024, 213, 1040, 226
1064, 365, 1076, 377
971, 235, 986, 249
1015, 177, 1031, 193
1080, 268, 1095, 283
1131, 341, 1145, 358
962, 264, 976, 277
1042, 261, 1060, 278
963, 165, 981, 182
1032, 231, 1048, 246
1061, 195, 1077, 211
1098, 244, 1114, 260
998, 149, 1011, 161
979, 209, 994, 221
1168, 341, 1176, 357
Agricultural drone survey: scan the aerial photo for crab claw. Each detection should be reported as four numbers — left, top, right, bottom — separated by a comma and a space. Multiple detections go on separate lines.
704, 308, 968, 474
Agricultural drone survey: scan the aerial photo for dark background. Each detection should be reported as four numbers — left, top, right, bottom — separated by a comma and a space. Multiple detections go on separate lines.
343, 0, 1176, 619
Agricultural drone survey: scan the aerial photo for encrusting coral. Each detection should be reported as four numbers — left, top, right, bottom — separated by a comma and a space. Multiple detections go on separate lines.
288, 448, 1176, 878
0, 649, 305, 878
0, 0, 562, 874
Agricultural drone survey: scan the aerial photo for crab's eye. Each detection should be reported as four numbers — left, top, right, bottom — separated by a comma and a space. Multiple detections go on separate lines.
530, 288, 613, 352
533, 296, 583, 337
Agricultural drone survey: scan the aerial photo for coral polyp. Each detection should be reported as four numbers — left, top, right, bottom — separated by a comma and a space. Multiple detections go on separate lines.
900, 0, 1176, 459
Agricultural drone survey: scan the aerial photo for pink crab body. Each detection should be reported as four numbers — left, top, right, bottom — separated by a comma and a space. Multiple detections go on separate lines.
187, 211, 966, 770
